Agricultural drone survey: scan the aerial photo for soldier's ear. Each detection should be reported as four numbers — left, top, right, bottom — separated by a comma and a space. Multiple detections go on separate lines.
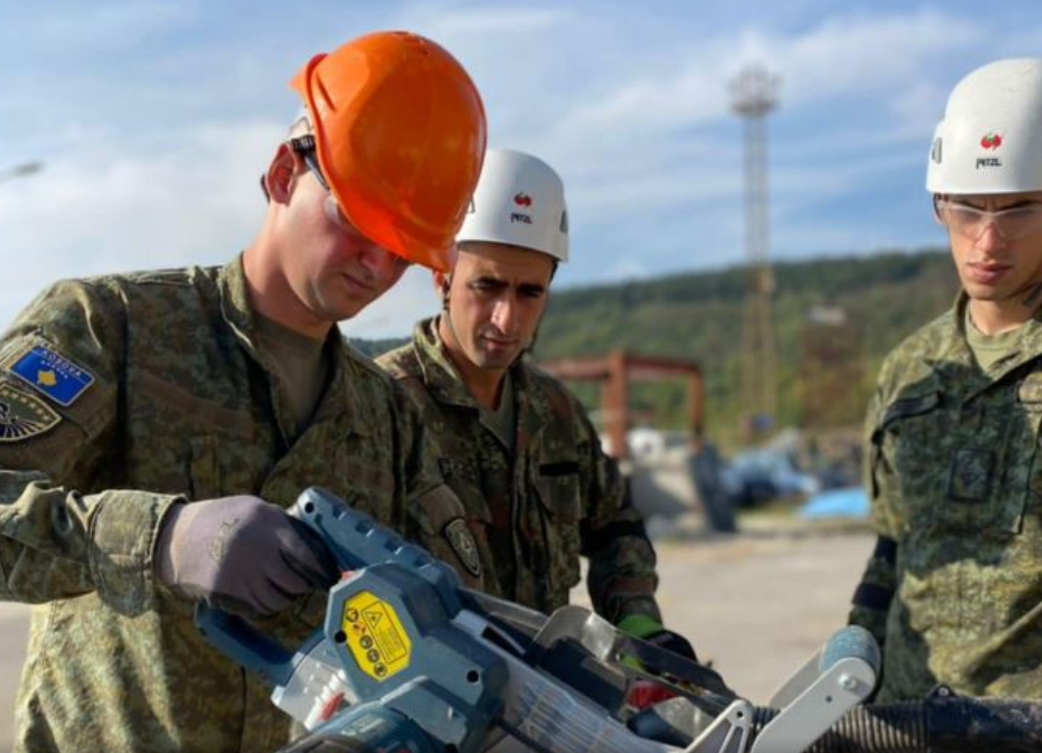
264, 144, 298, 205
434, 272, 453, 311
434, 271, 450, 298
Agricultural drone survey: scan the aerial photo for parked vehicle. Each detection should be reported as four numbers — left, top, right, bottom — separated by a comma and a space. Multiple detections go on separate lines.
721, 447, 821, 508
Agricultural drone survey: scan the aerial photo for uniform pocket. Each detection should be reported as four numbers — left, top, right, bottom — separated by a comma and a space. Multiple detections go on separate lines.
132, 369, 252, 497
877, 384, 1035, 538
995, 383, 1042, 533
533, 462, 582, 520
937, 394, 1036, 537
532, 462, 583, 590
872, 390, 947, 533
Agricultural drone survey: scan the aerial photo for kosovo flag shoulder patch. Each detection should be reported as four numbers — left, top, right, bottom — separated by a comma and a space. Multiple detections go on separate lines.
6, 343, 95, 407
0, 383, 61, 442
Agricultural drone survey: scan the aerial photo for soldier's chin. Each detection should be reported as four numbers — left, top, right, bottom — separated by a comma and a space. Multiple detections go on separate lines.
474, 349, 517, 371
962, 284, 1004, 302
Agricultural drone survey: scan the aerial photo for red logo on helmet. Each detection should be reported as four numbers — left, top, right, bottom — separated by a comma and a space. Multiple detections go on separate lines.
513, 192, 533, 207
980, 133, 1003, 150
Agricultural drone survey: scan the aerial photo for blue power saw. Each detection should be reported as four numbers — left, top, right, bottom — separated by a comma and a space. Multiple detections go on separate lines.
196, 487, 886, 753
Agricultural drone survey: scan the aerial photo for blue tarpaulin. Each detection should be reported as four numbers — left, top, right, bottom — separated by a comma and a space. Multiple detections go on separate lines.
799, 486, 869, 519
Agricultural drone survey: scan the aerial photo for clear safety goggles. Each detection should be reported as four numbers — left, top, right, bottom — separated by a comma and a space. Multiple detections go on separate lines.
934, 197, 1042, 241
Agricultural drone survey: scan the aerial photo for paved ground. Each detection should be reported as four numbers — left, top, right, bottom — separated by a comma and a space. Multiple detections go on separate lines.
0, 524, 873, 752
0, 602, 28, 753
640, 526, 873, 703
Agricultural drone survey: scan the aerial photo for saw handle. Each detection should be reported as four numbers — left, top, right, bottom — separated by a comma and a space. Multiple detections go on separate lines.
289, 487, 458, 582
195, 487, 463, 691
193, 487, 406, 689
195, 605, 299, 687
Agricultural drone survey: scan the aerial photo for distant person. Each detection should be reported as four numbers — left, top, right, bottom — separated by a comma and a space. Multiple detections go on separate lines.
849, 58, 1042, 700
377, 148, 695, 658
0, 31, 486, 752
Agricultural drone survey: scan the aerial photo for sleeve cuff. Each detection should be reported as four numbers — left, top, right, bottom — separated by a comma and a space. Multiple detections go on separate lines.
87, 490, 182, 616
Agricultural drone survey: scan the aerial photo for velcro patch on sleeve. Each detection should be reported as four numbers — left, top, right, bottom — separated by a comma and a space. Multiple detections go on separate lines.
0, 383, 61, 442
5, 343, 95, 407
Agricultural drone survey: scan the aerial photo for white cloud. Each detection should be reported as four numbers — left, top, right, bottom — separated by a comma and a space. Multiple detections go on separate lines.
545, 7, 974, 151
766, 10, 976, 104
0, 119, 282, 330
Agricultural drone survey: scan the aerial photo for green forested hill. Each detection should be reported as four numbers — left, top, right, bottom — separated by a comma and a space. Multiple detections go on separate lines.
355, 249, 960, 444
530, 249, 959, 443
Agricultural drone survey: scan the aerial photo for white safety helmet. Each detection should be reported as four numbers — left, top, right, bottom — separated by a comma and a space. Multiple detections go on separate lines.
457, 148, 569, 263
927, 58, 1042, 195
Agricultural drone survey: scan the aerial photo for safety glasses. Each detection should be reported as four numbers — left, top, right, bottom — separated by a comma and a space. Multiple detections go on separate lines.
935, 197, 1042, 241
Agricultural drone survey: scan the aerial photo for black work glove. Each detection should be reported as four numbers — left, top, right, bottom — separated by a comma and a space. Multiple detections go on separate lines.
154, 495, 337, 618
618, 614, 699, 663
644, 629, 699, 663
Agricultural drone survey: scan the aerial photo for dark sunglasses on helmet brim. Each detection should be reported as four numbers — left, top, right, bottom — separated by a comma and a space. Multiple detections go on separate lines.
288, 136, 332, 191
257, 135, 331, 202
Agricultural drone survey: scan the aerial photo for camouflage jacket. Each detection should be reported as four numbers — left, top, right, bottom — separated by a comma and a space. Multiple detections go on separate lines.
0, 259, 467, 753
850, 294, 1042, 701
377, 317, 661, 623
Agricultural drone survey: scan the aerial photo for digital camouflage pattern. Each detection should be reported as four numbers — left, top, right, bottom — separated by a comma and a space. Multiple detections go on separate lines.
377, 317, 661, 624
0, 258, 467, 753
850, 293, 1042, 701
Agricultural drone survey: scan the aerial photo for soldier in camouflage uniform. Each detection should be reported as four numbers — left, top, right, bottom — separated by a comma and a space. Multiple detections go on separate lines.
378, 150, 694, 659
0, 32, 487, 752
849, 58, 1042, 701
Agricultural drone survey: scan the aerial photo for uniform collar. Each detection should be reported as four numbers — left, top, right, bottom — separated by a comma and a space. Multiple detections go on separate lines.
930, 293, 977, 375
914, 291, 1042, 402
217, 255, 259, 354
959, 290, 1042, 382
412, 316, 483, 409
217, 255, 373, 437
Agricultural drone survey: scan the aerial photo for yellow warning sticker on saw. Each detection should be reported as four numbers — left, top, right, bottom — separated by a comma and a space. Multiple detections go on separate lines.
342, 590, 412, 681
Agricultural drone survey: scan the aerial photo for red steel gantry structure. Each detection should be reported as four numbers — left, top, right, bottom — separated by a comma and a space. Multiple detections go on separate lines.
537, 350, 703, 461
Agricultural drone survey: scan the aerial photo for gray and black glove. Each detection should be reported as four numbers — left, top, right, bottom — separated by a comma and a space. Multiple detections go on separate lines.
154, 495, 337, 617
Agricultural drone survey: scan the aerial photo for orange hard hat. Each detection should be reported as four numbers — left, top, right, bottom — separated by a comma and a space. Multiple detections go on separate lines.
290, 31, 487, 272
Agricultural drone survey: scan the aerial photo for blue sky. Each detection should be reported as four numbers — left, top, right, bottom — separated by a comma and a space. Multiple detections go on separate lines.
2, 1, 1040, 337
